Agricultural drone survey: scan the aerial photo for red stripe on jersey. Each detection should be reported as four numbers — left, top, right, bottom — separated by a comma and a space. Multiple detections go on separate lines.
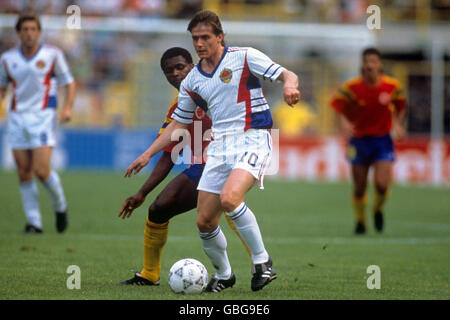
11, 94, 16, 111
3, 61, 17, 111
183, 87, 208, 112
237, 53, 252, 131
42, 59, 56, 110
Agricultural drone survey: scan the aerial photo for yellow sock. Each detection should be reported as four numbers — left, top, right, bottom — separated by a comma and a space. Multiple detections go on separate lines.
373, 189, 389, 214
352, 195, 367, 226
140, 217, 169, 282
224, 214, 253, 264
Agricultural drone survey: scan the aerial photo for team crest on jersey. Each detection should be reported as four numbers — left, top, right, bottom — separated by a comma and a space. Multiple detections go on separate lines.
220, 68, 232, 83
36, 60, 46, 69
378, 92, 391, 105
195, 107, 205, 119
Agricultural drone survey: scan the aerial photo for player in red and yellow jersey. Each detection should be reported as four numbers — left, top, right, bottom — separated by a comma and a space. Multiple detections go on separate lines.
330, 47, 407, 234
117, 47, 250, 285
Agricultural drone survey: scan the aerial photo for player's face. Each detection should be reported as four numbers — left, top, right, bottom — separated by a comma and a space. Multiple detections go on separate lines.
162, 56, 193, 90
191, 23, 224, 60
17, 20, 41, 49
362, 54, 382, 77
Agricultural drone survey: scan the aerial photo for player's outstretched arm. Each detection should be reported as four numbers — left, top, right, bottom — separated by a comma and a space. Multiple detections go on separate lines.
0, 87, 5, 101
124, 120, 188, 177
118, 151, 175, 219
59, 81, 76, 123
277, 69, 301, 106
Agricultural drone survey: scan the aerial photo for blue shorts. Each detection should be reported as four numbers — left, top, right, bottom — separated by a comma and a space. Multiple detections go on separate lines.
182, 164, 205, 184
347, 134, 395, 166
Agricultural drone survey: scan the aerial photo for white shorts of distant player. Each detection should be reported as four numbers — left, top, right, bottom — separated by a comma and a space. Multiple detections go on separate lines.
7, 108, 57, 149
197, 129, 272, 195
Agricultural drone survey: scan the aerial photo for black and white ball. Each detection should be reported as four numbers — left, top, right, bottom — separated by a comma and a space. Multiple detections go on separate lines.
168, 258, 209, 294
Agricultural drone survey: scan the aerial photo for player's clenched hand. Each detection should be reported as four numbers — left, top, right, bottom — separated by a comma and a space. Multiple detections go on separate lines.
118, 193, 145, 219
124, 153, 150, 177
392, 122, 405, 140
284, 86, 301, 107
341, 120, 355, 138
59, 106, 72, 123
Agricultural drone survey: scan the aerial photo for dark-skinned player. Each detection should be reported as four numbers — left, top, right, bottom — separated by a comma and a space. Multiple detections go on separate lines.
118, 47, 250, 285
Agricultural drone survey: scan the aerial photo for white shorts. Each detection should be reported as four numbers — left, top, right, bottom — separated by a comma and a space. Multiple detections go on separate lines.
7, 109, 57, 149
197, 129, 272, 195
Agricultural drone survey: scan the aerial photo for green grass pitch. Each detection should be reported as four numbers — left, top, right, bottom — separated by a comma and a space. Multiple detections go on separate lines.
0, 170, 448, 300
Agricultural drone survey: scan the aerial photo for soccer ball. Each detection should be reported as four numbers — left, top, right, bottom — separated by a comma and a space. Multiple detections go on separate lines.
168, 258, 209, 294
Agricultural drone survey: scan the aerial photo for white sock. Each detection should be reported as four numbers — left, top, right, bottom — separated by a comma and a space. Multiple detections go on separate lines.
226, 202, 269, 264
41, 170, 67, 212
19, 180, 42, 228
199, 226, 232, 279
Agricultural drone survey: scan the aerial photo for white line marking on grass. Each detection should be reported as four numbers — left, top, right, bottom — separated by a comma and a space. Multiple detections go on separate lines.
3, 234, 449, 245
264, 237, 450, 245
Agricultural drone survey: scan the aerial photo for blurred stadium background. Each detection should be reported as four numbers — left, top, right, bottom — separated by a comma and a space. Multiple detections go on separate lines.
0, 0, 449, 186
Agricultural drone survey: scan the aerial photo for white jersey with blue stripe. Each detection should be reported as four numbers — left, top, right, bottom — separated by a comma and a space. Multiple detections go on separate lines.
0, 44, 74, 113
172, 46, 285, 136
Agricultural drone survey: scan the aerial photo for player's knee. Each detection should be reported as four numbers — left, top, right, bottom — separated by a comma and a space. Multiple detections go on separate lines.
353, 189, 366, 199
148, 200, 170, 224
196, 214, 217, 233
374, 183, 388, 195
17, 167, 33, 182
154, 194, 172, 211
34, 167, 50, 182
220, 191, 241, 213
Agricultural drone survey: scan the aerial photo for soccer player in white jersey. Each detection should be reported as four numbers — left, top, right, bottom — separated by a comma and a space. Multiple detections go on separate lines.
0, 13, 76, 233
125, 10, 300, 292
